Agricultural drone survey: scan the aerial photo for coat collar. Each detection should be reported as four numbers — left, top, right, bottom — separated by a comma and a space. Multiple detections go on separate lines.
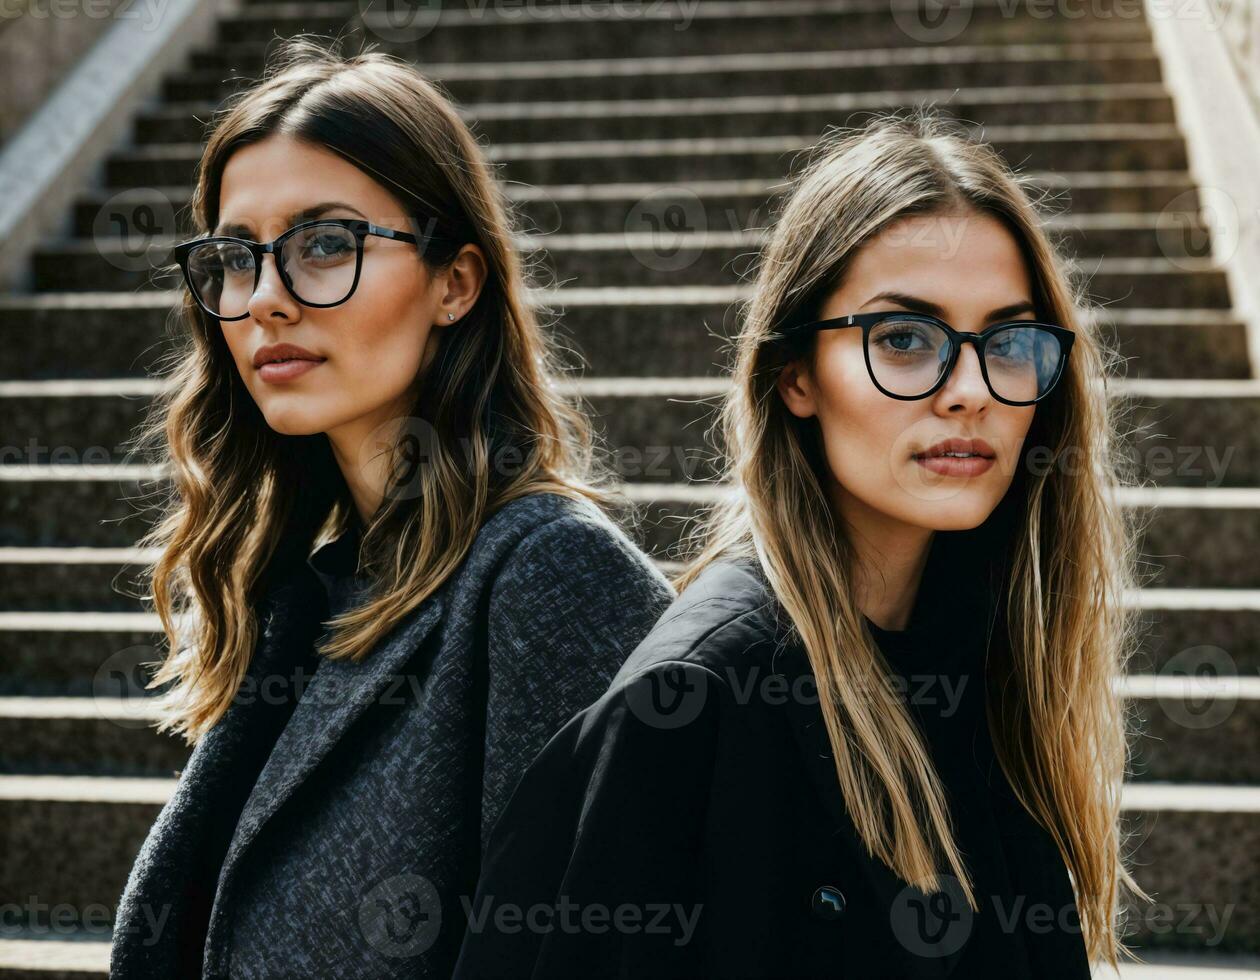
115, 568, 449, 977
112, 571, 341, 977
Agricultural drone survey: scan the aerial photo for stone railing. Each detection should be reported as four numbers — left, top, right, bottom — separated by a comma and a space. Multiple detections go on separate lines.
1148, 0, 1260, 373
1215, 0, 1260, 119
0, 0, 130, 144
0, 0, 237, 290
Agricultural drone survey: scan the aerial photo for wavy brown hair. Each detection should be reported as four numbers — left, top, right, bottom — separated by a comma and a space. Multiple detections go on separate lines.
127, 37, 620, 744
675, 110, 1152, 970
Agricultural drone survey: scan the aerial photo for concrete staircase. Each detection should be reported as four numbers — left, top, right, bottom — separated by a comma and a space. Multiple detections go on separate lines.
2, 1, 1259, 975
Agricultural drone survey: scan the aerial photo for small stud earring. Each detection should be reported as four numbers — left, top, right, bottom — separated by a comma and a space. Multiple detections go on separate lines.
447, 312, 455, 321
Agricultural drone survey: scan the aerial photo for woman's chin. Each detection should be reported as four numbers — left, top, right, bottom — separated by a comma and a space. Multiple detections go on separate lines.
915, 498, 1000, 532
258, 405, 329, 437
882, 484, 1002, 531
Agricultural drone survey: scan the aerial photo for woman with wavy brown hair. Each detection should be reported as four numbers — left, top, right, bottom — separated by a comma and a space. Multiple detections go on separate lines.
108, 37, 673, 979
454, 110, 1152, 979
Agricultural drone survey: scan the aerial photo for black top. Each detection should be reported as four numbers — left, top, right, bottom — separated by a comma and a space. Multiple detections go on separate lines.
862, 535, 1069, 979
307, 512, 372, 622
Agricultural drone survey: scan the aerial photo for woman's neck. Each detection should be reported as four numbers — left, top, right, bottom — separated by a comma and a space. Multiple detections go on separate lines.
828, 479, 936, 632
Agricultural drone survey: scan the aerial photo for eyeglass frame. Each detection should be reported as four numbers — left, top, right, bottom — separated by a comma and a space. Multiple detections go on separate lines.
779, 310, 1076, 407
171, 217, 459, 322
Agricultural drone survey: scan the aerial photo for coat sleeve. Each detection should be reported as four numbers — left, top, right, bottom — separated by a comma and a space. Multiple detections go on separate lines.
479, 507, 675, 849
454, 657, 729, 980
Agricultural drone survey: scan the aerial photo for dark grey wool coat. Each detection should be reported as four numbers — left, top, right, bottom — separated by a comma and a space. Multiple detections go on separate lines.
109, 491, 674, 979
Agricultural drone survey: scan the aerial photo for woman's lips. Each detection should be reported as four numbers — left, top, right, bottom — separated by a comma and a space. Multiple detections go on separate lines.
257, 357, 325, 383
913, 454, 994, 477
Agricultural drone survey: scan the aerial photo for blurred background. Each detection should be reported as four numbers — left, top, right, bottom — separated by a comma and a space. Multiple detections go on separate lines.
1, 0, 1259, 975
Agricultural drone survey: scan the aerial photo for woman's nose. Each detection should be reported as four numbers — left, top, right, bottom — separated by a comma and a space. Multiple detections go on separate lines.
247, 253, 301, 320
939, 341, 991, 399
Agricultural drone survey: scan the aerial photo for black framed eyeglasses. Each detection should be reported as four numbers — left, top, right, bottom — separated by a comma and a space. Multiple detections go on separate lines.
172, 218, 448, 321
781, 311, 1075, 406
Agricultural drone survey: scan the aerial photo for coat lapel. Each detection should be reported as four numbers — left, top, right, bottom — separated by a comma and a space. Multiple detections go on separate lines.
111, 574, 331, 977
201, 570, 449, 966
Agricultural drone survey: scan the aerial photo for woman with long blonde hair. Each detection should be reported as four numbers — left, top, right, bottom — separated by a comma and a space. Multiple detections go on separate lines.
454, 110, 1151, 978
109, 37, 673, 979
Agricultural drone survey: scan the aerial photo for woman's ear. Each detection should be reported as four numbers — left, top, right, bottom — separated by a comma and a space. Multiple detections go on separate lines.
777, 358, 819, 419
434, 243, 488, 326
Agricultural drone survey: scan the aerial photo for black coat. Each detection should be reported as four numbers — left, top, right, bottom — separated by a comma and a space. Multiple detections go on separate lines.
452, 554, 1092, 980
109, 491, 675, 979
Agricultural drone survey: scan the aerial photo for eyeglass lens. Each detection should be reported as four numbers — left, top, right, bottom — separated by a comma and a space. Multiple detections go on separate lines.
185, 222, 359, 318
867, 317, 1065, 402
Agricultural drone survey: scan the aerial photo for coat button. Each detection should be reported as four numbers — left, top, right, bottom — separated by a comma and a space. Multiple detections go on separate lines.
811, 885, 846, 920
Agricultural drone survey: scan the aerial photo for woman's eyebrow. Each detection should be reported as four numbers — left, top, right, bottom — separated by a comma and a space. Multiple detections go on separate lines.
213, 201, 368, 237
860, 291, 1036, 322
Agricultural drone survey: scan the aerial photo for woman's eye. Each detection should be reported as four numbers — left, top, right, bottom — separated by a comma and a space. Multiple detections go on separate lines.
873, 326, 929, 352
992, 332, 1033, 360
304, 234, 352, 259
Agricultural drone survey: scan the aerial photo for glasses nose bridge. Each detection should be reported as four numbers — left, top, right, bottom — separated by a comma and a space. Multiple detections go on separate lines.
938, 329, 991, 391
950, 330, 990, 363
254, 238, 284, 267
247, 240, 294, 304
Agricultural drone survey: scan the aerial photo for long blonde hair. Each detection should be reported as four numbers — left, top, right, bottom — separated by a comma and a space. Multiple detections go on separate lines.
675, 109, 1151, 969
128, 37, 620, 743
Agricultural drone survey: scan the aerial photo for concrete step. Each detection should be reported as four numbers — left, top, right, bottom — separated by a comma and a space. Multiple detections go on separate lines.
0, 927, 112, 980
0, 610, 160, 693
0, 699, 184, 777
1098, 952, 1260, 978
64, 172, 1211, 252
3, 589, 1259, 678
1124, 675, 1260, 784
575, 378, 1258, 483
182, 41, 1164, 102
99, 128, 1192, 189
1115, 783, 1260, 954
134, 83, 1179, 145
0, 288, 1249, 383
2, 940, 1256, 980
32, 214, 1220, 292
2, 377, 1256, 485
207, 1, 1152, 57
2, 471, 1260, 588
232, 0, 793, 3
28, 229, 1231, 305
498, 171, 1214, 234
0, 774, 172, 935
2, 675, 1258, 780
0, 549, 157, 614
627, 483, 1260, 590
0, 775, 1253, 950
